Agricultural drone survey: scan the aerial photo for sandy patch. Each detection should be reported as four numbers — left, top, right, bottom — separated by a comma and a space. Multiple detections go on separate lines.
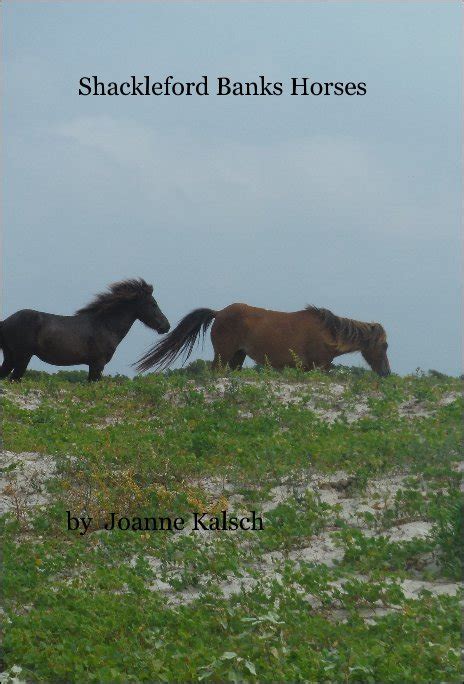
386, 521, 433, 542
0, 450, 56, 516
139, 533, 462, 609
287, 534, 344, 566
188, 469, 438, 537
439, 391, 461, 406
136, 464, 464, 608
2, 388, 43, 411
398, 399, 431, 418
161, 377, 459, 424
93, 415, 125, 430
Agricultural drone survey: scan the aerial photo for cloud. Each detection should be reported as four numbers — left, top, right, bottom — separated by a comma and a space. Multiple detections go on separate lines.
57, 115, 453, 239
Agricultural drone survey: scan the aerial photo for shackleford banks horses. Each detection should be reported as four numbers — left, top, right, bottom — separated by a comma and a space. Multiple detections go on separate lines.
0, 279, 170, 381
135, 303, 391, 376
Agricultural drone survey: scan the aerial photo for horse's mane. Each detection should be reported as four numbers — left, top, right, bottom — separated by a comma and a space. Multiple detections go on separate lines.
76, 279, 153, 315
306, 305, 386, 349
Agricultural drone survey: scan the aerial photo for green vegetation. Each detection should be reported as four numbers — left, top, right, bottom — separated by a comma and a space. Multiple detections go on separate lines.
1, 366, 462, 682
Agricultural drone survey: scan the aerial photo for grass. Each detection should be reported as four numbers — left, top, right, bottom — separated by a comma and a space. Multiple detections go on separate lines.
1, 366, 462, 682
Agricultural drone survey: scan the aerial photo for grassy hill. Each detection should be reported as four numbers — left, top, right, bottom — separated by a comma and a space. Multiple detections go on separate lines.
1, 366, 462, 682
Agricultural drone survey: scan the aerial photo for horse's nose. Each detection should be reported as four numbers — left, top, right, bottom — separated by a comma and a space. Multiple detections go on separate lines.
160, 320, 170, 334
380, 362, 391, 377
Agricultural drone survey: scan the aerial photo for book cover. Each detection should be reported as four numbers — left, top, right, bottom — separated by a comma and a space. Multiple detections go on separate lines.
1, 2, 462, 682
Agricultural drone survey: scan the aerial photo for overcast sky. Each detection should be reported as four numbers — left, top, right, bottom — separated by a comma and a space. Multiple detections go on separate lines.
2, 1, 461, 376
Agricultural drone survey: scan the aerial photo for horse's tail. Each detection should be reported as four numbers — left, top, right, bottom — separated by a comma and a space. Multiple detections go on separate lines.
134, 308, 216, 372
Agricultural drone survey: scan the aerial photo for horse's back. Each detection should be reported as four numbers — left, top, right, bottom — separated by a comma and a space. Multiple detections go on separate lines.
1, 309, 84, 347
4, 308, 39, 320
2, 309, 43, 329
2, 309, 75, 332
217, 302, 258, 318
1, 309, 45, 351
217, 303, 301, 320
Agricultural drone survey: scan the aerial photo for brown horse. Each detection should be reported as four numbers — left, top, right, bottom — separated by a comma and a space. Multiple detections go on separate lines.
135, 303, 391, 376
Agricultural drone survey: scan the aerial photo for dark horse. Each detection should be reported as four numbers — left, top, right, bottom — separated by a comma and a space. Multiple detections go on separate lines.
135, 303, 391, 377
0, 279, 170, 381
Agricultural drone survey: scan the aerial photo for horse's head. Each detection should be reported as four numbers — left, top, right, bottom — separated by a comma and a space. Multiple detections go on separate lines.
135, 284, 170, 334
361, 324, 391, 377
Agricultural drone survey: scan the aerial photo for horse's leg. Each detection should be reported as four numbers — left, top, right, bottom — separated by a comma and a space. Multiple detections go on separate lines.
211, 325, 244, 371
0, 349, 14, 378
212, 353, 224, 371
0, 362, 14, 378
10, 355, 32, 382
212, 349, 246, 371
0, 363, 13, 378
88, 362, 105, 382
229, 350, 246, 371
